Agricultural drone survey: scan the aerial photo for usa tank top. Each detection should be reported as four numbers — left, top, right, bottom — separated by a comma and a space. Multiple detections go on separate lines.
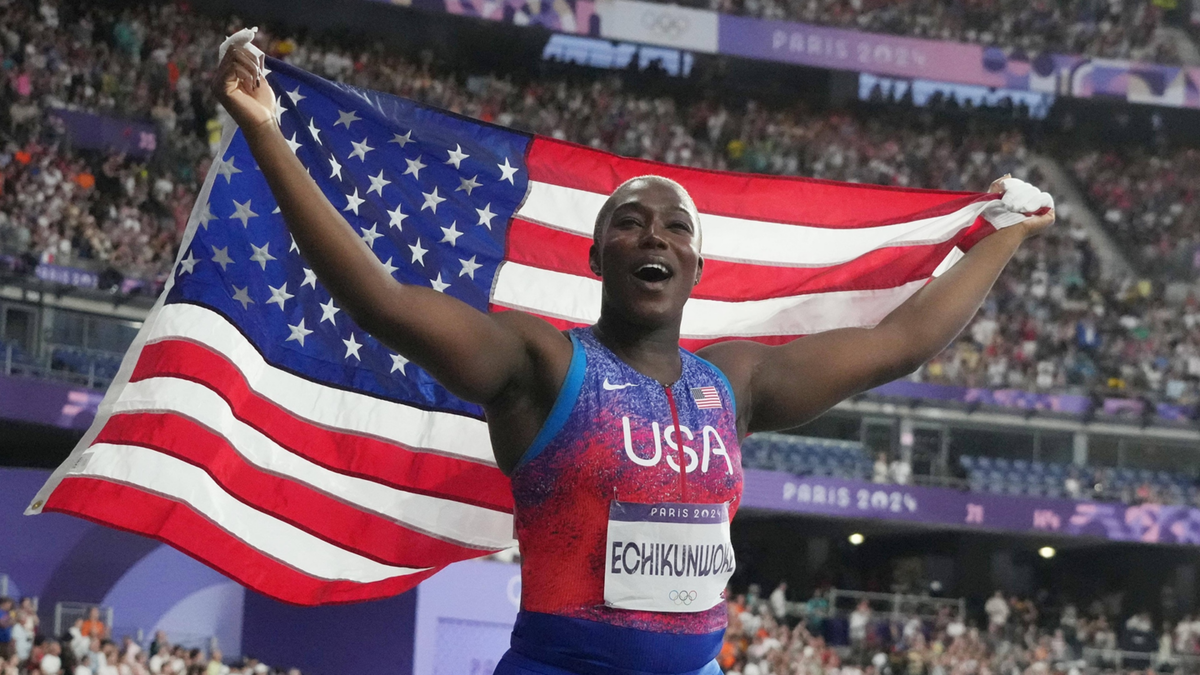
505, 327, 743, 674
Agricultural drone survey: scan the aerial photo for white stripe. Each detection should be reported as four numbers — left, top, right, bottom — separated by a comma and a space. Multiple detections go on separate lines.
142, 303, 496, 466
66, 444, 429, 584
110, 377, 515, 550
517, 181, 1018, 267
493, 262, 927, 338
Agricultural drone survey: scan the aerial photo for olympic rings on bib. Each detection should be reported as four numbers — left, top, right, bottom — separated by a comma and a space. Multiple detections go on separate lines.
668, 590, 698, 605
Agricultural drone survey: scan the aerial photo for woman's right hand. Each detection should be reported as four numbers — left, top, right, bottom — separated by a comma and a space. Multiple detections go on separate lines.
212, 44, 277, 135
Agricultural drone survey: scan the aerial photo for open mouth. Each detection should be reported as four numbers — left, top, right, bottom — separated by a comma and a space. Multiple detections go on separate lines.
632, 262, 673, 283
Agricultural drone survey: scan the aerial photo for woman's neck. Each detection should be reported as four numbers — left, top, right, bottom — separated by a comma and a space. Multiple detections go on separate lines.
592, 313, 682, 386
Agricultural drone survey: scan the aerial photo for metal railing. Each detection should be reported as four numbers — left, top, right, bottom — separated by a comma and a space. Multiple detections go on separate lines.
54, 602, 113, 637
827, 588, 966, 621
3, 342, 117, 390
0, 574, 7, 598
1081, 646, 1200, 670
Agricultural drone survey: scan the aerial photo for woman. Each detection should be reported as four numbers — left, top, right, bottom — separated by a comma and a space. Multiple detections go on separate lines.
214, 46, 1053, 675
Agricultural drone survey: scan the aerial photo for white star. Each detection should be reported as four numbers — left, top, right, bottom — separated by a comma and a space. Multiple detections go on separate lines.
459, 255, 482, 279
367, 169, 391, 196
457, 175, 482, 196
286, 318, 313, 347
403, 155, 426, 180
286, 87, 306, 104
389, 130, 413, 147
319, 298, 340, 325
272, 95, 285, 126
273, 205, 280, 214
498, 157, 519, 184
421, 187, 446, 213
329, 155, 343, 180
307, 118, 322, 144
211, 246, 234, 271
178, 250, 198, 275
360, 223, 383, 248
390, 353, 409, 374
197, 202, 216, 229
409, 238, 428, 265
249, 242, 277, 270
343, 188, 365, 215
342, 333, 363, 361
445, 144, 470, 170
290, 234, 299, 253
476, 203, 497, 229
232, 285, 254, 310
230, 199, 258, 227
301, 267, 318, 288
440, 221, 463, 246
214, 156, 242, 183
380, 256, 398, 275
285, 132, 302, 154
349, 137, 374, 161
335, 109, 361, 129
266, 283, 294, 310
387, 204, 408, 230
430, 273, 450, 293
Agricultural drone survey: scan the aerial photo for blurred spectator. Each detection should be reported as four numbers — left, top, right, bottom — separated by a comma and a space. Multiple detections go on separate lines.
79, 609, 105, 641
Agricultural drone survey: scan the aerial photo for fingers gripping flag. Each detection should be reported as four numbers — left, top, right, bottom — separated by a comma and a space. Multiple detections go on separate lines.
27, 56, 1033, 605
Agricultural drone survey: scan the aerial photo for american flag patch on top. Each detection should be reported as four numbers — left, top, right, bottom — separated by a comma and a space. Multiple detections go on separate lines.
691, 386, 722, 410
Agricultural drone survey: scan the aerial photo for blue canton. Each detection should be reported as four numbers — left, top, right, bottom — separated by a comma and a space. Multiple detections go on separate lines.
167, 58, 532, 417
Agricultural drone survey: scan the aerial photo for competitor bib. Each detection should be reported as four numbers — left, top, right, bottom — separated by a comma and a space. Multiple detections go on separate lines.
604, 501, 735, 613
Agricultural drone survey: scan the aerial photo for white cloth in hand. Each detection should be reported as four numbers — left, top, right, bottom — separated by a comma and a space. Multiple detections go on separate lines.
1000, 177, 1054, 214
219, 27, 265, 64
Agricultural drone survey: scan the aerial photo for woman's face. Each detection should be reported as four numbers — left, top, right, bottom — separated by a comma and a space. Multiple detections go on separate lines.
590, 178, 702, 327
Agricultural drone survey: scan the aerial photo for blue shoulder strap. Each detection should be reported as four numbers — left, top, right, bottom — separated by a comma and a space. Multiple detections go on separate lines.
512, 331, 587, 472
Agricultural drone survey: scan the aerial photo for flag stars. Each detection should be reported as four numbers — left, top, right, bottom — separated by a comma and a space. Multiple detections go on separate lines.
214, 156, 243, 183
421, 187, 446, 213
272, 95, 285, 126
387, 204, 408, 230
344, 188, 365, 215
390, 353, 409, 375
457, 175, 482, 196
286, 318, 313, 347
403, 155, 426, 180
307, 118, 322, 145
342, 333, 363, 361
301, 267, 318, 289
476, 203, 497, 229
459, 255, 482, 280
319, 298, 340, 325
290, 234, 299, 253
285, 132, 302, 154
286, 87, 306, 104
232, 285, 255, 310
329, 155, 343, 180
498, 157, 519, 184
367, 169, 391, 196
231, 199, 259, 227
360, 224, 383, 248
197, 202, 216, 229
211, 246, 234, 271
267, 283, 295, 310
178, 250, 198, 275
430, 273, 450, 293
445, 144, 470, 170
334, 109, 361, 129
440, 221, 463, 246
389, 130, 413, 148
349, 137, 375, 161
409, 238, 428, 266
249, 242, 277, 270
380, 256, 398, 275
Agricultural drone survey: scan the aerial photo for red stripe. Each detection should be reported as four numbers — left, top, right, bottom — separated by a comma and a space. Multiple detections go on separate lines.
93, 412, 496, 567
130, 340, 513, 513
526, 137, 998, 228
44, 477, 437, 606
506, 218, 960, 301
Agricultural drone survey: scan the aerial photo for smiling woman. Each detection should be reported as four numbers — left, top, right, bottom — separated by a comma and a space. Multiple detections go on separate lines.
212, 40, 1053, 675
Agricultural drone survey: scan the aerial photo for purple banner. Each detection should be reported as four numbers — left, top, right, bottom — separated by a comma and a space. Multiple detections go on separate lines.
742, 469, 1200, 546
35, 263, 99, 289
716, 15, 1200, 110
47, 108, 158, 158
0, 374, 102, 429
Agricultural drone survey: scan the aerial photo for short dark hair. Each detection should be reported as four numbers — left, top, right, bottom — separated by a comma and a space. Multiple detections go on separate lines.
592, 175, 701, 249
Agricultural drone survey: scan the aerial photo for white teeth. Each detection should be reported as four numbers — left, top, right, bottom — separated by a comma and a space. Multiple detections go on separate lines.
639, 263, 669, 274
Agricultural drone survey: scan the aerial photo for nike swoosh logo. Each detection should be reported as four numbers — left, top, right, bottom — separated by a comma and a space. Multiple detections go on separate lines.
603, 378, 638, 391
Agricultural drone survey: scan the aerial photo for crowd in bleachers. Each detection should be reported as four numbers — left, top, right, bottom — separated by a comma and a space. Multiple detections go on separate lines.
695, 0, 1181, 64
0, 600, 297, 675
721, 582, 1200, 675
1, 0, 1198, 406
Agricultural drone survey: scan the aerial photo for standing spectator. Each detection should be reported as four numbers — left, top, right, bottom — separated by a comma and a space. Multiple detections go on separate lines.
872, 453, 889, 484
67, 620, 89, 662
79, 608, 106, 641
890, 455, 912, 486
40, 641, 63, 675
73, 654, 92, 675
769, 582, 788, 621
985, 591, 1010, 635
0, 598, 12, 661
9, 607, 32, 663
850, 600, 873, 651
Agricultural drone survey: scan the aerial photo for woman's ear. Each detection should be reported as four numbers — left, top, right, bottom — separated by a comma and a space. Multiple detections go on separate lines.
588, 244, 602, 277
694, 256, 704, 286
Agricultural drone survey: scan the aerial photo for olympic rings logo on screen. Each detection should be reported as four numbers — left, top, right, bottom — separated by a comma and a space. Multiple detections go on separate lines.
669, 590, 698, 605
639, 10, 690, 37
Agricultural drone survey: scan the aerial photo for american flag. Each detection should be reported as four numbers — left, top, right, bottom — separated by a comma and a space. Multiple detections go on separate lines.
27, 58, 1027, 606
691, 386, 722, 410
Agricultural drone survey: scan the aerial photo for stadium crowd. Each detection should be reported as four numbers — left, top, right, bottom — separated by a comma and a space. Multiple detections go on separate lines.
0, 0, 1197, 406
695, 0, 1181, 64
0, 599, 296, 675
720, 582, 1200, 675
